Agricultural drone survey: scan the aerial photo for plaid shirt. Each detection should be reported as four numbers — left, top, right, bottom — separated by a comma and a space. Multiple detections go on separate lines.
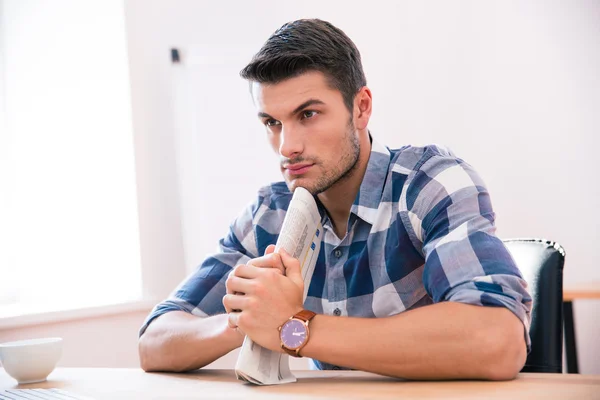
141, 137, 532, 370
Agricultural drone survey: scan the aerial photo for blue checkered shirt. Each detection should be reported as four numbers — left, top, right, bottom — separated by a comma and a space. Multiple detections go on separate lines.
140, 138, 532, 370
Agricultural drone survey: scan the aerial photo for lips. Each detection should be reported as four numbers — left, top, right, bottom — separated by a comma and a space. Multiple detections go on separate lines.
285, 163, 314, 176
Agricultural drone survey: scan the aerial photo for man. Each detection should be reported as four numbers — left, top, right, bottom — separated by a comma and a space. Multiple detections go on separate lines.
139, 19, 531, 380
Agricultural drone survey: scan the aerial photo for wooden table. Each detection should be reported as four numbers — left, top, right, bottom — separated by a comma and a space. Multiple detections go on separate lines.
563, 281, 600, 373
564, 282, 600, 302
1, 369, 599, 399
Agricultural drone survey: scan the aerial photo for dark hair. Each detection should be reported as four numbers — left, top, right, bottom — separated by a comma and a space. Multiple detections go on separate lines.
240, 19, 367, 113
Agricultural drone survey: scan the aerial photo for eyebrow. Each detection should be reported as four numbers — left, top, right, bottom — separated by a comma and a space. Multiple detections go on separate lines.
258, 98, 326, 120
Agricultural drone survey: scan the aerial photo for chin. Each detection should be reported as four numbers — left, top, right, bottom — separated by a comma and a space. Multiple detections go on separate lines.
285, 179, 316, 195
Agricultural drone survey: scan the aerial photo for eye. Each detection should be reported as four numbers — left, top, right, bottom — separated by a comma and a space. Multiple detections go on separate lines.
265, 119, 281, 127
301, 110, 318, 120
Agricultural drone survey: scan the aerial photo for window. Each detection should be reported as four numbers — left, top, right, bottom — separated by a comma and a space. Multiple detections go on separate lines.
0, 1, 142, 319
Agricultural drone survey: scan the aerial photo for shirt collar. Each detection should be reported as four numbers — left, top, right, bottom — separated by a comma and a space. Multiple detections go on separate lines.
350, 135, 391, 225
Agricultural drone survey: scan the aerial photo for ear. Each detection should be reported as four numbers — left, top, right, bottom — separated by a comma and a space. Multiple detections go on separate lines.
354, 87, 373, 131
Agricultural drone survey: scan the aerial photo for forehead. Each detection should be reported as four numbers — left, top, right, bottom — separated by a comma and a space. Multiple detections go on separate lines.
252, 71, 343, 115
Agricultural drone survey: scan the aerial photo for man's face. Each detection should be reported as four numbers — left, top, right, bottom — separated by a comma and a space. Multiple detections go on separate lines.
252, 71, 360, 195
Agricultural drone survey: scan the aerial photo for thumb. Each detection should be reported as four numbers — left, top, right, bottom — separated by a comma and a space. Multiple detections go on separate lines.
279, 249, 303, 289
264, 244, 276, 255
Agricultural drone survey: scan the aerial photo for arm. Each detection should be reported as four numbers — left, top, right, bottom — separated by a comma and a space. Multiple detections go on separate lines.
137, 240, 247, 373
301, 302, 526, 380
139, 312, 242, 372
139, 245, 284, 372
138, 191, 281, 372
225, 257, 526, 381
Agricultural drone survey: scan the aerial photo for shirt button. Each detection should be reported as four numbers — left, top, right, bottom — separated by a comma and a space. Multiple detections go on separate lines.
334, 249, 342, 258
333, 308, 341, 316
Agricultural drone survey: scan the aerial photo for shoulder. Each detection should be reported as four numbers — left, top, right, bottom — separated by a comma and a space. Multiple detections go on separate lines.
389, 143, 485, 185
388, 144, 461, 176
388, 144, 486, 205
386, 144, 466, 199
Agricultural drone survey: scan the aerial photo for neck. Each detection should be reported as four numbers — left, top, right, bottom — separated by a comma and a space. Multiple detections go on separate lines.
317, 130, 371, 239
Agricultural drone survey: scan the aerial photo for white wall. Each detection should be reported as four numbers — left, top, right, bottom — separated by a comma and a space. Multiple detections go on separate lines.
0, 311, 149, 368
124, 0, 600, 373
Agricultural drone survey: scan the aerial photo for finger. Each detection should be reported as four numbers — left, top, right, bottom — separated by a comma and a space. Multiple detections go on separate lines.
280, 249, 304, 289
226, 275, 255, 295
264, 244, 276, 255
228, 312, 240, 329
228, 312, 246, 336
223, 293, 234, 314
247, 253, 284, 274
226, 266, 244, 294
233, 263, 271, 279
223, 293, 248, 313
227, 319, 236, 329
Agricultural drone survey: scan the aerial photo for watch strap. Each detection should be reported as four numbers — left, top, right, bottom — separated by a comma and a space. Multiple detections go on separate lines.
293, 309, 316, 323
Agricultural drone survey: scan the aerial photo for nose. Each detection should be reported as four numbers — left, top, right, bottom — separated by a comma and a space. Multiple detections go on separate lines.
278, 125, 304, 159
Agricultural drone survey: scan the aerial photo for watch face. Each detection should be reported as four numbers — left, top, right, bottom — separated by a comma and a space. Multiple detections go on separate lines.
280, 319, 308, 349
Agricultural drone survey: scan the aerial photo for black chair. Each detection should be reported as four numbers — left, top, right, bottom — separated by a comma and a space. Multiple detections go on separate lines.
503, 238, 565, 373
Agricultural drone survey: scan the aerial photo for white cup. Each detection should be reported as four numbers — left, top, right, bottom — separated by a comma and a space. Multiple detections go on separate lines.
0, 337, 63, 384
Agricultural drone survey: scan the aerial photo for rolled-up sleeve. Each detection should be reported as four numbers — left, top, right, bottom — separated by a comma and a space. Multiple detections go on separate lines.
138, 197, 261, 337
405, 148, 532, 348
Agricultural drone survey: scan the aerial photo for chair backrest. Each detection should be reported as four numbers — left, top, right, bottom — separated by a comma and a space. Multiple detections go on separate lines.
503, 238, 565, 373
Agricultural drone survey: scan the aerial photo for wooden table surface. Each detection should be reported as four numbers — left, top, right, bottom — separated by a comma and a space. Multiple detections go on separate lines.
564, 281, 600, 301
1, 368, 599, 400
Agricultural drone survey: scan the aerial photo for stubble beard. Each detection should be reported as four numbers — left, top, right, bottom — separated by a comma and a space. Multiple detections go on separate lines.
296, 119, 361, 196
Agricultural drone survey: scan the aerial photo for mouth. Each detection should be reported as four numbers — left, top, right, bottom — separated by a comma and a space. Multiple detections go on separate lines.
284, 163, 314, 176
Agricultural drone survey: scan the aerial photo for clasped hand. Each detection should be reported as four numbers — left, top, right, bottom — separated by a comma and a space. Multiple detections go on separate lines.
223, 245, 304, 352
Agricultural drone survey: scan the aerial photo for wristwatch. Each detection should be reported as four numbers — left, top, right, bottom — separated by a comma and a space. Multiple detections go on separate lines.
278, 309, 317, 357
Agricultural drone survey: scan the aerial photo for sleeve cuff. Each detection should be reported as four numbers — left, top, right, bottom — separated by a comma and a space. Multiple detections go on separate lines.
445, 284, 532, 351
138, 298, 205, 337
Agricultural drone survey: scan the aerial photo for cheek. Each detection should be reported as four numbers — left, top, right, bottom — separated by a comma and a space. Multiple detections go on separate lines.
315, 120, 348, 153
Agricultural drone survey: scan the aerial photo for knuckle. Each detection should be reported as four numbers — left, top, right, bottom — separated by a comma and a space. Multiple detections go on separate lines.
225, 277, 234, 292
247, 297, 258, 309
222, 294, 231, 307
233, 264, 245, 275
271, 252, 282, 264
253, 282, 265, 296
266, 269, 279, 280
251, 255, 264, 264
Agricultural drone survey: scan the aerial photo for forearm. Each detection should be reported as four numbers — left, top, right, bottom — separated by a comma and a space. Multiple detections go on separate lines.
139, 311, 243, 372
301, 302, 526, 380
